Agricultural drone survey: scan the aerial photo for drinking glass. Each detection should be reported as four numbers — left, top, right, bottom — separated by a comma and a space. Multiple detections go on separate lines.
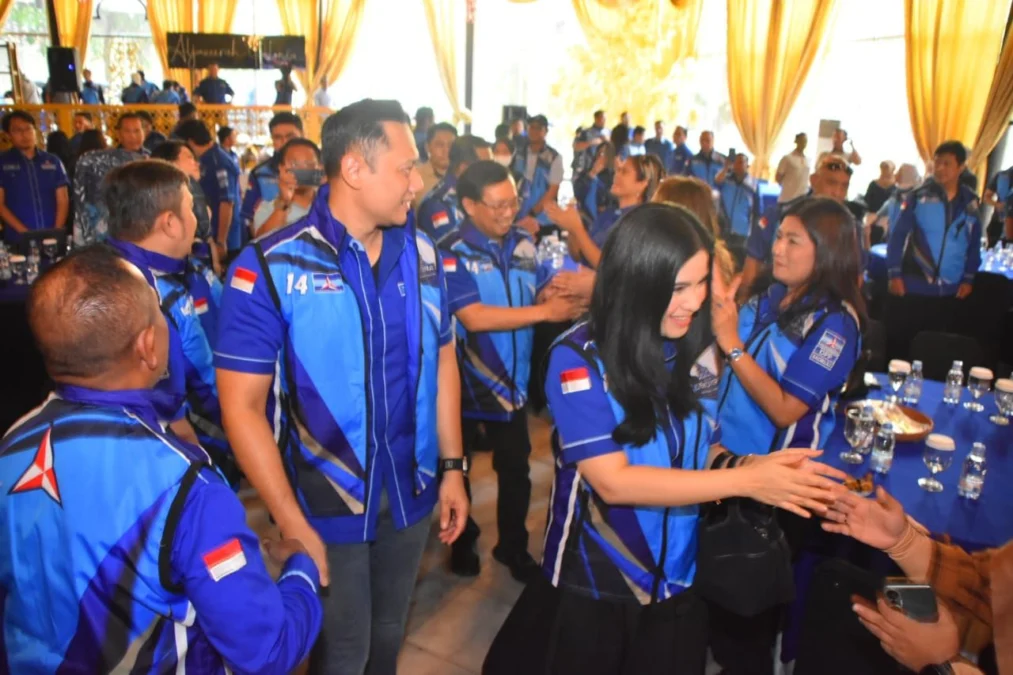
964, 367, 993, 413
841, 408, 869, 464
918, 435, 954, 493
10, 254, 26, 285
992, 379, 1013, 426
42, 237, 57, 262
887, 360, 910, 407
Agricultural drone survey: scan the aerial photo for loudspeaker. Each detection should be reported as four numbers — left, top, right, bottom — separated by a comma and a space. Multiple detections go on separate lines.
47, 47, 80, 93
502, 105, 527, 123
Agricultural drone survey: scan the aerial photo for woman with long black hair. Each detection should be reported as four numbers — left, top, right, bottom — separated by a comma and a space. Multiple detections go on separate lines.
484, 203, 846, 675
709, 197, 866, 675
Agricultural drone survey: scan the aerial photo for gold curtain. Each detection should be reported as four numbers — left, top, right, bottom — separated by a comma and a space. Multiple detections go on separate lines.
968, 28, 1013, 180
421, 0, 471, 124
276, 0, 318, 91
726, 0, 838, 178
197, 0, 238, 38
0, 0, 14, 33
312, 0, 365, 93
148, 0, 194, 91
905, 0, 1011, 169
571, 0, 701, 80
52, 0, 93, 65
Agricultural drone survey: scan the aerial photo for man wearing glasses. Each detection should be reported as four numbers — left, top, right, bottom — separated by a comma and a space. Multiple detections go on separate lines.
439, 160, 582, 580
416, 135, 492, 245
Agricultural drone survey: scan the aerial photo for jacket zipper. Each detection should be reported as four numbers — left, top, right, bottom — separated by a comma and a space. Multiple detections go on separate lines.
412, 247, 424, 488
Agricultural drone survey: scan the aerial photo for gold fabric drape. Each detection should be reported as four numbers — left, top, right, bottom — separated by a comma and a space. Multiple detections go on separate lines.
312, 0, 366, 93
421, 0, 471, 124
276, 0, 317, 91
0, 0, 14, 33
968, 28, 1013, 181
197, 0, 237, 36
726, 0, 838, 179
148, 0, 194, 91
905, 0, 1012, 172
571, 0, 701, 80
52, 0, 93, 65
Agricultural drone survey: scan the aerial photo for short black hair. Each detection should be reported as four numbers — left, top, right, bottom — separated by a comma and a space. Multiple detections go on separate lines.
135, 110, 154, 125
492, 137, 514, 155
633, 126, 646, 136
320, 99, 411, 177
415, 106, 434, 125
163, 79, 174, 90
104, 160, 189, 242
269, 111, 303, 133
74, 111, 93, 122
273, 137, 322, 170
675, 125, 688, 135
448, 135, 491, 174
116, 112, 142, 129
28, 245, 158, 379
594, 109, 605, 118
137, 69, 145, 79
426, 122, 458, 144
934, 140, 967, 165
836, 127, 848, 138
494, 123, 510, 141
178, 102, 197, 118
457, 160, 512, 211
2, 110, 36, 132
217, 126, 234, 144
149, 139, 191, 164
174, 119, 213, 146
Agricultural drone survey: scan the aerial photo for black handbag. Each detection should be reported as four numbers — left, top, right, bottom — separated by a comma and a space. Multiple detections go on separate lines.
694, 495, 795, 617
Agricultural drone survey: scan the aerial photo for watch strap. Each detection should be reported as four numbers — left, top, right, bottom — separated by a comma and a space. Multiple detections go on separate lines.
727, 347, 745, 363
440, 458, 468, 474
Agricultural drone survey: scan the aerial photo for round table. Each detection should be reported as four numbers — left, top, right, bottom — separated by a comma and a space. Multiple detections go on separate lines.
824, 376, 1012, 551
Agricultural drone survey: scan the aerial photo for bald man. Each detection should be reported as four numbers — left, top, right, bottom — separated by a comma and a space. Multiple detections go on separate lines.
0, 247, 322, 672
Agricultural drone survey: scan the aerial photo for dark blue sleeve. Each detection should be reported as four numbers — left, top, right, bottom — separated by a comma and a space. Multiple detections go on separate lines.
442, 251, 480, 314
544, 345, 621, 464
240, 172, 264, 228
416, 198, 437, 240
887, 194, 915, 279
437, 253, 452, 346
171, 477, 322, 674
214, 247, 286, 375
964, 212, 982, 283
780, 310, 861, 409
175, 298, 221, 424
746, 204, 776, 261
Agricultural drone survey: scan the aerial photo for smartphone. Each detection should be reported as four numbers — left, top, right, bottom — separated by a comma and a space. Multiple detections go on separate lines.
882, 578, 939, 622
290, 168, 324, 187
728, 147, 737, 161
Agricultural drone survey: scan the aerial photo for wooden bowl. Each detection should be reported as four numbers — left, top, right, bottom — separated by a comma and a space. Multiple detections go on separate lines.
846, 401, 934, 443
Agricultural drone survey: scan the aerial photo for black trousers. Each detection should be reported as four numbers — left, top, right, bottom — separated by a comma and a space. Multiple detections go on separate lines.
884, 293, 956, 362
460, 411, 532, 554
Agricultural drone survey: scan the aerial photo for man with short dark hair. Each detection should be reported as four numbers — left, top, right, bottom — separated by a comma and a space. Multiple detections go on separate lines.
414, 121, 458, 209
417, 134, 492, 243
669, 124, 693, 175
70, 111, 93, 155
153, 79, 181, 105
240, 111, 304, 236
414, 106, 434, 163
715, 152, 760, 240
195, 62, 234, 104
818, 127, 862, 167
440, 160, 580, 579
645, 120, 675, 168
79, 68, 104, 104
624, 125, 647, 158
512, 114, 562, 235
687, 130, 725, 187
137, 69, 159, 100
886, 140, 982, 359
178, 102, 198, 122
72, 112, 147, 245
176, 119, 242, 257
0, 111, 70, 243
139, 110, 167, 153
215, 98, 468, 674
104, 159, 233, 481
218, 125, 239, 165
571, 109, 608, 173
0, 246, 322, 673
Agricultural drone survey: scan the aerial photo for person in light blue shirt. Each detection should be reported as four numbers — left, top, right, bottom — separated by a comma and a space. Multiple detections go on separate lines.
621, 125, 647, 159
0, 246, 321, 674
715, 152, 760, 240
669, 125, 694, 176
687, 130, 726, 188
484, 203, 845, 675
214, 99, 469, 674
138, 70, 159, 100
79, 68, 104, 104
644, 120, 675, 168
153, 79, 182, 105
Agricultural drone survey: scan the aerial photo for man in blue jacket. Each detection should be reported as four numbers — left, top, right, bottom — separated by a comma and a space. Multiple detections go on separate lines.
0, 246, 321, 673
215, 99, 469, 675
175, 120, 243, 258
240, 111, 304, 237
416, 134, 491, 244
687, 130, 725, 188
886, 140, 982, 359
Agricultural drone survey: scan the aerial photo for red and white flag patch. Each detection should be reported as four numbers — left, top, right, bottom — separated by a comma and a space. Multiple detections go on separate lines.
229, 267, 258, 294
442, 257, 458, 274
560, 367, 592, 394
433, 211, 450, 228
194, 297, 209, 315
202, 538, 247, 582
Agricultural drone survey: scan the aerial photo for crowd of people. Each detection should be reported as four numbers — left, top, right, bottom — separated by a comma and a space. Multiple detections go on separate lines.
0, 96, 1008, 675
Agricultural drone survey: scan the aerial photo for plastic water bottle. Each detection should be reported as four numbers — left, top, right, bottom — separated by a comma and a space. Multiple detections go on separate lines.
957, 443, 987, 500
943, 360, 964, 405
0, 242, 11, 281
870, 423, 895, 474
903, 360, 924, 405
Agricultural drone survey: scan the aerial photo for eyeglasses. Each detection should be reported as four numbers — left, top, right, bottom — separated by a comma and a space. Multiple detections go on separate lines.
821, 159, 853, 175
480, 198, 520, 213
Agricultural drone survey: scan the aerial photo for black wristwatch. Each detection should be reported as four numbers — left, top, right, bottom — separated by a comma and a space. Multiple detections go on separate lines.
919, 663, 955, 675
440, 457, 469, 476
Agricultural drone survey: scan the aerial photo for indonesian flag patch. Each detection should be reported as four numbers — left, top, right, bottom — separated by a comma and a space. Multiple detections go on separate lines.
229, 267, 258, 294
433, 211, 450, 229
560, 367, 592, 394
194, 297, 209, 315
442, 257, 458, 274
203, 538, 247, 582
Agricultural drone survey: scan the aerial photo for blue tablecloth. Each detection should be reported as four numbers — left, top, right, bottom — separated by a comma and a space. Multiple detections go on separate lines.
825, 377, 1013, 550
867, 243, 1013, 284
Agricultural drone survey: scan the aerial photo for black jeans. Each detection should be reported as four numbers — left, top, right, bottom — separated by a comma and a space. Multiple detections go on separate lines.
461, 411, 532, 554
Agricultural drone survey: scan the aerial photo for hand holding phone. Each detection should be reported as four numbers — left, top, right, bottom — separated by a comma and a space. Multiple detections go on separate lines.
882, 578, 938, 622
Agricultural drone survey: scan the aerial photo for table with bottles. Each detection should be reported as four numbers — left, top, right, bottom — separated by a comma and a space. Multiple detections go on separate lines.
0, 238, 60, 303
866, 242, 1013, 284
825, 367, 1013, 551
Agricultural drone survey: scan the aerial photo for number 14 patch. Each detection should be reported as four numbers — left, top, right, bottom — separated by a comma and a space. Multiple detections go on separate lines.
809, 329, 846, 371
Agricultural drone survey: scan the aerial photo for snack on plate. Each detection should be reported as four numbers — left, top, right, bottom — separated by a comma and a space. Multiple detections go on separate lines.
865, 401, 932, 435
844, 472, 874, 496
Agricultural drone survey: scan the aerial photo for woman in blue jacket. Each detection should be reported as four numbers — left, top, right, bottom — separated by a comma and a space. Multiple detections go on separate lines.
484, 203, 846, 675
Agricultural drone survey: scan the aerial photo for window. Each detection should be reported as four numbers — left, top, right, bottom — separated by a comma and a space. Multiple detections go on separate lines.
5, 0, 50, 95
224, 0, 291, 106
88, 0, 163, 103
